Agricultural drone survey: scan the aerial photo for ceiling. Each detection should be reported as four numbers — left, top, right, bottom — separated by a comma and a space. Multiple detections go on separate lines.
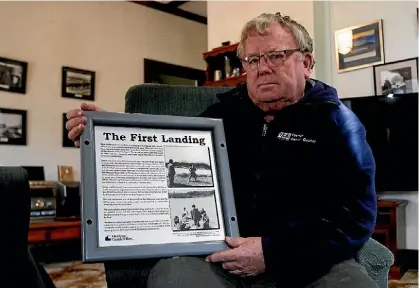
132, 1, 207, 24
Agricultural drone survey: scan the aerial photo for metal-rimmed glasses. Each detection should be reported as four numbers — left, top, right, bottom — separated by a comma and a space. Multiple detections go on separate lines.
240, 48, 302, 71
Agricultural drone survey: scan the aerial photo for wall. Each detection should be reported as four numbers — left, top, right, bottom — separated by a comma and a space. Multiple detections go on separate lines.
207, 1, 315, 51
329, 1, 418, 250
330, 1, 418, 98
0, 1, 207, 180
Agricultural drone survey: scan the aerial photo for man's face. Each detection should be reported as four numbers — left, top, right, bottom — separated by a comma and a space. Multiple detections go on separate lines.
244, 23, 312, 112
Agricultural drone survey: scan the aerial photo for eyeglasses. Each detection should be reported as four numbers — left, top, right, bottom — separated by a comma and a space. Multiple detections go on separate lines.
240, 49, 302, 71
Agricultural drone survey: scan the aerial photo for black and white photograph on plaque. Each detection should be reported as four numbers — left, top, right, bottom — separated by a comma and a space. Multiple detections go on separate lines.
62, 66, 95, 101
0, 108, 27, 145
0, 57, 28, 94
373, 57, 418, 96
168, 190, 220, 232
164, 145, 214, 188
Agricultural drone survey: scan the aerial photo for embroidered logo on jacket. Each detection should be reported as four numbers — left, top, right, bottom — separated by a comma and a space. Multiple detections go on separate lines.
277, 132, 316, 143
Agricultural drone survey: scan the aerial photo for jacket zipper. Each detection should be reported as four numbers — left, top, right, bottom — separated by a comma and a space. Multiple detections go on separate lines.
262, 123, 268, 137
255, 122, 268, 183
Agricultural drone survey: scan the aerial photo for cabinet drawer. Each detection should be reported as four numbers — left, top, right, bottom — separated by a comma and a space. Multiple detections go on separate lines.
50, 227, 80, 241
28, 227, 81, 243
28, 230, 48, 243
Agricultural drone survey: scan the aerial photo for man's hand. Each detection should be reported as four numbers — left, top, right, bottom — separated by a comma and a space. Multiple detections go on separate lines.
205, 236, 265, 277
66, 103, 103, 147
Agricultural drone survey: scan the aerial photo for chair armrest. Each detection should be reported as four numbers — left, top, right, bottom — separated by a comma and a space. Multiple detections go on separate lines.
355, 238, 394, 288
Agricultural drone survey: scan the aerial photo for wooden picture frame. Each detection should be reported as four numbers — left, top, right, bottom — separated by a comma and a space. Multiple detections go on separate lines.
62, 66, 95, 101
335, 19, 385, 73
0, 57, 28, 94
58, 165, 75, 182
0, 108, 27, 145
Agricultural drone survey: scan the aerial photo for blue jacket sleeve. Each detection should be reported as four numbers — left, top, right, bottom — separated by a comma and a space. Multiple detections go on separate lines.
261, 114, 377, 283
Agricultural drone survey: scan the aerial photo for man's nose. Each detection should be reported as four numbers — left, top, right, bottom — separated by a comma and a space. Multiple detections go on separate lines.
258, 56, 272, 74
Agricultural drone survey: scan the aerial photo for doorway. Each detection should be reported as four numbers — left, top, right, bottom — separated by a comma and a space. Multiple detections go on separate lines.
144, 59, 206, 86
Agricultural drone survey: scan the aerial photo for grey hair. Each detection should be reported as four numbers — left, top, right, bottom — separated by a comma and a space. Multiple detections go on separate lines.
237, 12, 314, 61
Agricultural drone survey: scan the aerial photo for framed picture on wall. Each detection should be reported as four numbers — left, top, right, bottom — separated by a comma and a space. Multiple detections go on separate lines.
62, 66, 95, 101
335, 19, 384, 73
0, 108, 27, 145
0, 57, 28, 94
62, 113, 76, 148
373, 57, 418, 96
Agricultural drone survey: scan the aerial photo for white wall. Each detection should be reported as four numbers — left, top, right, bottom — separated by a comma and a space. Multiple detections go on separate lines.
207, 1, 315, 50
330, 1, 418, 98
0, 2, 207, 181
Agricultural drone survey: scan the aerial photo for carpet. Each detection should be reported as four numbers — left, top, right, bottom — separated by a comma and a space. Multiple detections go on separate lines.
44, 261, 107, 288
389, 270, 418, 288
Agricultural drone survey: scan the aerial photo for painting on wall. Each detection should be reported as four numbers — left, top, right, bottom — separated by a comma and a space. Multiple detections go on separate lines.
335, 19, 384, 73
0, 108, 27, 146
62, 66, 95, 101
0, 57, 28, 94
62, 113, 76, 148
373, 57, 418, 96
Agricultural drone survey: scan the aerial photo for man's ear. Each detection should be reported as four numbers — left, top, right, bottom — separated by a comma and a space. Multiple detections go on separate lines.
303, 53, 314, 71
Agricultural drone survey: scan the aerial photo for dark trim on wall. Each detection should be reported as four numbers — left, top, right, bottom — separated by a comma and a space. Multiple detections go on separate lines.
167, 1, 189, 8
144, 58, 206, 86
131, 1, 207, 25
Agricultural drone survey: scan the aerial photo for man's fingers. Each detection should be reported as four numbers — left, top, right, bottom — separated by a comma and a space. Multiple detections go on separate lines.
206, 249, 237, 263
65, 116, 85, 132
229, 270, 246, 277
74, 140, 80, 148
226, 236, 246, 248
68, 124, 84, 141
222, 261, 240, 271
66, 109, 83, 120
81, 103, 101, 112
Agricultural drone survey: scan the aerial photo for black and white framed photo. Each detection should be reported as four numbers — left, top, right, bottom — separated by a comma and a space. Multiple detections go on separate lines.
62, 113, 76, 148
0, 108, 27, 145
62, 66, 95, 101
373, 57, 418, 96
79, 112, 239, 262
0, 57, 28, 94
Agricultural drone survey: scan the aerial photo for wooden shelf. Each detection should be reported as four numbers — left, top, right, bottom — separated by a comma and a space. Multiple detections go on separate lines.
203, 43, 246, 87
204, 74, 246, 87
203, 43, 239, 60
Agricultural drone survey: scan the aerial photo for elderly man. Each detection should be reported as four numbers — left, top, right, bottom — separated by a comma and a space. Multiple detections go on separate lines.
66, 12, 378, 288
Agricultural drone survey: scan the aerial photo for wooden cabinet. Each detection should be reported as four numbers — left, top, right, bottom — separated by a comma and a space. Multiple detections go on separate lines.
203, 43, 247, 87
373, 200, 408, 279
28, 220, 81, 244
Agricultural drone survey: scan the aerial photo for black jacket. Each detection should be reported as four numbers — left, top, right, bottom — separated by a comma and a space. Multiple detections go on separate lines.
199, 79, 377, 286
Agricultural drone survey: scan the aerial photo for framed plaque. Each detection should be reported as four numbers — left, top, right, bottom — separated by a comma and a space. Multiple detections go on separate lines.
80, 111, 239, 262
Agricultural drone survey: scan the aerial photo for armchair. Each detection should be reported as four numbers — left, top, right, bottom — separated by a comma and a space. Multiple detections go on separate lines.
0, 166, 56, 288
103, 83, 395, 288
